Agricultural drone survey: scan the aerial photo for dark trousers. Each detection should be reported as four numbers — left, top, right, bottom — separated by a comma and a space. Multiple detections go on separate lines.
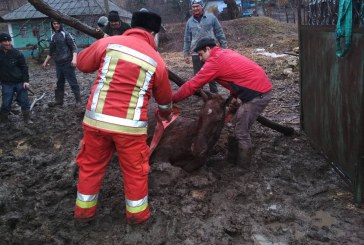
234, 91, 272, 148
55, 62, 80, 95
192, 55, 218, 93
1, 83, 30, 113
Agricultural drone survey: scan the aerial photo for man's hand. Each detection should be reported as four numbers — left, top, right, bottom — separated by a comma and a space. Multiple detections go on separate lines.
42, 61, 48, 68
156, 108, 173, 122
71, 59, 77, 67
23, 82, 30, 89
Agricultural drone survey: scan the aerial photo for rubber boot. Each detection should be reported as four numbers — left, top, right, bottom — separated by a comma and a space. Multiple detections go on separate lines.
226, 135, 239, 163
0, 112, 9, 123
22, 109, 33, 124
74, 91, 82, 105
48, 89, 64, 107
236, 143, 252, 169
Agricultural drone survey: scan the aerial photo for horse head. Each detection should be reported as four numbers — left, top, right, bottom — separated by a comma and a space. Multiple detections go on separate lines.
191, 91, 228, 157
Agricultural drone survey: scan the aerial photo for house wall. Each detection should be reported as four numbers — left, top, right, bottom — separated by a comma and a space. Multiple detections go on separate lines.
10, 20, 51, 49
8, 19, 97, 58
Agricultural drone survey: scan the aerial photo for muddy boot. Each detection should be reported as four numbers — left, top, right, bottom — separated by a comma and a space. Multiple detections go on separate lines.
0, 112, 9, 123
226, 135, 239, 163
236, 143, 252, 170
48, 89, 64, 107
22, 110, 33, 124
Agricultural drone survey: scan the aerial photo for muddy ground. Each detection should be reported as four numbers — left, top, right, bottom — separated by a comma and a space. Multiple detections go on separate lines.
1, 17, 364, 245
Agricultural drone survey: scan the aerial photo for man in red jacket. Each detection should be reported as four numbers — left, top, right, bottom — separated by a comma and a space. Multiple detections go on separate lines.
74, 11, 172, 224
173, 37, 272, 169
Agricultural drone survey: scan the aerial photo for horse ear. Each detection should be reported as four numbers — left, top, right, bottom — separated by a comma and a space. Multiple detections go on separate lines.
200, 90, 209, 102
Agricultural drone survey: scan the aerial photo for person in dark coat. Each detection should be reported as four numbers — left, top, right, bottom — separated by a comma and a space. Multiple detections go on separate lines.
0, 32, 32, 123
42, 19, 81, 107
102, 11, 131, 37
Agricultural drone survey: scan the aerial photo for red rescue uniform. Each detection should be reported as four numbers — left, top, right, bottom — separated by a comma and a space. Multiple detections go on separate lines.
74, 29, 172, 224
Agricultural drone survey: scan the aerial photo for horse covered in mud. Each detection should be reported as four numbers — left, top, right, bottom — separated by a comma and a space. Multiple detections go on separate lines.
147, 92, 228, 172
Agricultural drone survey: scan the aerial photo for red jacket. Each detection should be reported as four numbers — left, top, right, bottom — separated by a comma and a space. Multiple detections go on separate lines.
77, 29, 172, 135
173, 47, 272, 103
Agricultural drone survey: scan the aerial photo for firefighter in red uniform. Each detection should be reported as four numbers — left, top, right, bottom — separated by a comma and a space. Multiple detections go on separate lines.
173, 37, 272, 169
74, 11, 172, 224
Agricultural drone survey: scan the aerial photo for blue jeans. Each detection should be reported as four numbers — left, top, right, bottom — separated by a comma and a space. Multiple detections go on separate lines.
1, 83, 30, 113
55, 62, 80, 96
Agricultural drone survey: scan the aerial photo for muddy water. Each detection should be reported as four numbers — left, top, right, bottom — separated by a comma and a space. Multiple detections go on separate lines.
0, 48, 364, 244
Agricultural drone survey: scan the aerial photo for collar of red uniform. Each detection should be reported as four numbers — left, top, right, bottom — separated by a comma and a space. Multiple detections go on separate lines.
123, 28, 157, 50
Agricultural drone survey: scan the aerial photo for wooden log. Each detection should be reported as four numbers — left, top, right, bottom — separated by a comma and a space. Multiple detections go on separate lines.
168, 70, 295, 136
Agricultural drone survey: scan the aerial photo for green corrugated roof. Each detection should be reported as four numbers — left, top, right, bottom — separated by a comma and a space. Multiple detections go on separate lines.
1, 0, 132, 21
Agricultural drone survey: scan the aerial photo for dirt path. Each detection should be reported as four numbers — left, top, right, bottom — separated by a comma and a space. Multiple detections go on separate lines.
1, 17, 363, 244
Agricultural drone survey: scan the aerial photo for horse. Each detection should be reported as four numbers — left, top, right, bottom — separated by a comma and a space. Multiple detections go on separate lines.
147, 92, 228, 172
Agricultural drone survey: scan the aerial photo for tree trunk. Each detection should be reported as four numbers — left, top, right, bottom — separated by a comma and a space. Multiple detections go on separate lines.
27, 0, 104, 39
103, 0, 109, 15
168, 70, 295, 136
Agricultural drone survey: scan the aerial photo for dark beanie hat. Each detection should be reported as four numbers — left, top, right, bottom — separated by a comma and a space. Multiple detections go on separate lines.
108, 11, 120, 22
0, 33, 12, 42
131, 11, 162, 33
194, 37, 216, 52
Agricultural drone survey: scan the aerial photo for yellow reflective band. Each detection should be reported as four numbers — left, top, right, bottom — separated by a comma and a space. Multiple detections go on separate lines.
126, 70, 149, 120
107, 50, 156, 74
85, 109, 148, 127
95, 58, 117, 114
126, 202, 148, 214
107, 44, 157, 67
83, 116, 147, 134
76, 199, 97, 209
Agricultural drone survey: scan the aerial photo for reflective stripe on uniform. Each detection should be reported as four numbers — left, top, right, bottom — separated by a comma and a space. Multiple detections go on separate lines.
76, 192, 98, 209
158, 102, 172, 110
126, 196, 148, 214
105, 48, 156, 122
131, 70, 153, 121
108, 44, 157, 67
91, 56, 111, 112
85, 109, 147, 127
86, 44, 157, 134
83, 110, 148, 134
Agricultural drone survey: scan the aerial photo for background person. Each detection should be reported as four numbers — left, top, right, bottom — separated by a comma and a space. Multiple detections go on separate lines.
102, 10, 131, 37
74, 11, 173, 225
42, 19, 81, 107
96, 16, 108, 32
183, 0, 227, 93
0, 33, 32, 124
173, 38, 272, 168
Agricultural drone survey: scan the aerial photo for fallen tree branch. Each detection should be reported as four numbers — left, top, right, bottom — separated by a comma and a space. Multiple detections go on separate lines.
28, 0, 103, 39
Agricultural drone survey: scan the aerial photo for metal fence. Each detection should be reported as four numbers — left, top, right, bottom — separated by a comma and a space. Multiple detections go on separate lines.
298, 0, 364, 204
301, 0, 364, 26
